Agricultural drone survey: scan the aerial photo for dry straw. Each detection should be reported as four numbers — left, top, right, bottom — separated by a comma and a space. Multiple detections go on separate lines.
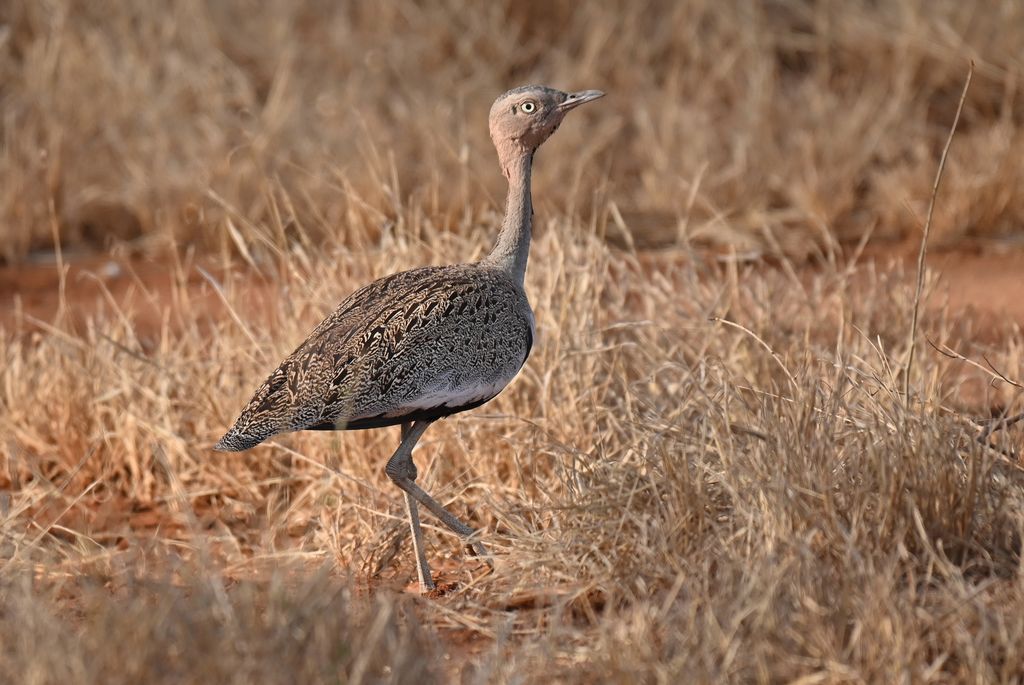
2, 2, 1024, 682
904, 62, 974, 407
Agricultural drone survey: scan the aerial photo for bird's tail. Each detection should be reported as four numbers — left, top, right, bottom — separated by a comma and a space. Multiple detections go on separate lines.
213, 429, 260, 452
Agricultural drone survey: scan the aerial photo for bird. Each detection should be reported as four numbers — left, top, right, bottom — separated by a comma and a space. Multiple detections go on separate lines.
214, 85, 605, 593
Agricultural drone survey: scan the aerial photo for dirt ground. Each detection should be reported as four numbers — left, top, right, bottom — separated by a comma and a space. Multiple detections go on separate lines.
924, 250, 1024, 332
3, 246, 1021, 339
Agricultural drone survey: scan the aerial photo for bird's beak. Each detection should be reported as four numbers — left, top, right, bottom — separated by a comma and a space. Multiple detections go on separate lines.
557, 89, 605, 112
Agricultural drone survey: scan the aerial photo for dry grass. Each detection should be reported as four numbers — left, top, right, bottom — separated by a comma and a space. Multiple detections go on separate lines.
4, 221, 1024, 681
3, 1, 1024, 683
3, 0, 1024, 261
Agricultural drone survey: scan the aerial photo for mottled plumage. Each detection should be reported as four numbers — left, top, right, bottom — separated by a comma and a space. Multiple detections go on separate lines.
215, 265, 533, 449
215, 85, 604, 592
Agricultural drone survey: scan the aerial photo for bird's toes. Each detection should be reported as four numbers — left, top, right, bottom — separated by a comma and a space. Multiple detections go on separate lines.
466, 541, 494, 569
424, 581, 459, 598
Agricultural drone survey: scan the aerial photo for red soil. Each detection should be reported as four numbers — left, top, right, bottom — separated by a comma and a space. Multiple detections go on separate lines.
2, 248, 1021, 337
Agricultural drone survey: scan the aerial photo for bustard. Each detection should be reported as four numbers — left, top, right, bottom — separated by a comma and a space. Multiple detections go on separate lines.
215, 85, 604, 592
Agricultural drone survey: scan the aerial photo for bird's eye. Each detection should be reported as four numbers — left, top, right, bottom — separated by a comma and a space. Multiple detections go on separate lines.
520, 101, 537, 114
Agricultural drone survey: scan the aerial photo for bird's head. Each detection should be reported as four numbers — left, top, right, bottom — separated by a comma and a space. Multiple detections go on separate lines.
489, 85, 604, 172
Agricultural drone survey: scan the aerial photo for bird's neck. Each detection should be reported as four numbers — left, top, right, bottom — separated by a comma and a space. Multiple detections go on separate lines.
482, 150, 533, 285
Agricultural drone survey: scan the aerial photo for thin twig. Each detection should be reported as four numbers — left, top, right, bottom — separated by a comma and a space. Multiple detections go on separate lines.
983, 355, 1024, 389
727, 422, 771, 443
928, 338, 1023, 390
927, 337, 1023, 457
710, 316, 798, 391
196, 265, 262, 350
904, 61, 973, 406
976, 432, 1020, 462
978, 410, 1024, 444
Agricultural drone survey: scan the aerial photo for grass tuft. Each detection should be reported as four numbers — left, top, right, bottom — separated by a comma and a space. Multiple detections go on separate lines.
3, 1, 1024, 681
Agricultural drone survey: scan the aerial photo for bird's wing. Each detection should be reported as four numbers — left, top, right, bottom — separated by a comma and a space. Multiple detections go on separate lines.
319, 267, 533, 429
214, 265, 447, 450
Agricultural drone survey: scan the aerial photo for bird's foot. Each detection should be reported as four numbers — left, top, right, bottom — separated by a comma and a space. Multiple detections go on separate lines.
424, 581, 459, 598
408, 576, 455, 597
465, 539, 495, 570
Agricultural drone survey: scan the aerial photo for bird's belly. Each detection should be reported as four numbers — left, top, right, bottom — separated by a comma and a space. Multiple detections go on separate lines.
382, 367, 519, 418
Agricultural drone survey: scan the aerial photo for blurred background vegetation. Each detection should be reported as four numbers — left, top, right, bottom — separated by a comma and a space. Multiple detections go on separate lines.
2, 0, 1023, 264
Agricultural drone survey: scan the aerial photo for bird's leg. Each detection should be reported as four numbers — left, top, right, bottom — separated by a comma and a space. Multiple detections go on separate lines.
385, 420, 492, 570
397, 422, 434, 592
